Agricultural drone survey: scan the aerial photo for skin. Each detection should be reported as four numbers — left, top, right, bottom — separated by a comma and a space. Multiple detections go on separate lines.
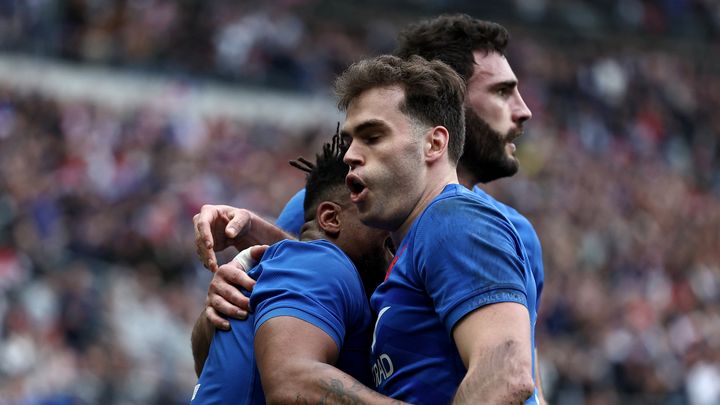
193, 50, 544, 402
340, 85, 457, 246
452, 303, 535, 404
459, 51, 532, 186
193, 51, 533, 277
340, 83, 534, 404
194, 191, 405, 404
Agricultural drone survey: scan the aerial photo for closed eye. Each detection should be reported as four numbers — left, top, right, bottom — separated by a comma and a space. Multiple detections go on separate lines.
365, 136, 380, 144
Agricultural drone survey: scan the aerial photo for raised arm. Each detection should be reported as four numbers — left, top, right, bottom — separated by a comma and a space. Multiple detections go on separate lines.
451, 302, 535, 405
255, 316, 407, 405
193, 205, 293, 272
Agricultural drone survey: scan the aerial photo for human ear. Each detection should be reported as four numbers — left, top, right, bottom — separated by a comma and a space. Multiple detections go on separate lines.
316, 201, 341, 236
425, 126, 449, 163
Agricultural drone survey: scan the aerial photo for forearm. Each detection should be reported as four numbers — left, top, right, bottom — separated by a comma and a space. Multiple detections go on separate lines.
241, 212, 294, 247
190, 310, 214, 377
263, 360, 406, 405
452, 340, 534, 405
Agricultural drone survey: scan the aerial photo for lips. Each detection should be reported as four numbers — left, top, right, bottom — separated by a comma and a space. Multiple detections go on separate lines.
346, 173, 368, 203
507, 128, 523, 143
506, 129, 523, 153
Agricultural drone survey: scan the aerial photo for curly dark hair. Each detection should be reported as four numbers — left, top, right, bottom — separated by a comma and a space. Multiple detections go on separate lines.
290, 125, 349, 221
395, 14, 509, 83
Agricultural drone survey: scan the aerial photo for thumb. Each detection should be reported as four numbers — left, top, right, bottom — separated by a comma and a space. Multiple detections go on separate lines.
225, 210, 250, 238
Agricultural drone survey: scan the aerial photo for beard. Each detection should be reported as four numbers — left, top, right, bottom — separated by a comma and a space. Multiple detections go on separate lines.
459, 108, 521, 184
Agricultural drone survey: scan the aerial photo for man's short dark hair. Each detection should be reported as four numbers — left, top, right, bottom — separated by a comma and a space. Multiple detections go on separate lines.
290, 130, 349, 221
334, 55, 466, 164
395, 14, 509, 83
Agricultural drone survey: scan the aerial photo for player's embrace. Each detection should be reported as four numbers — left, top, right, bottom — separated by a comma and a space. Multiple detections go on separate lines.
191, 133, 402, 404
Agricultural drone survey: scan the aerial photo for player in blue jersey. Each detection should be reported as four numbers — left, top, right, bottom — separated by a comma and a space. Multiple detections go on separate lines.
192, 14, 545, 403
193, 14, 543, 325
190, 135, 404, 404
335, 54, 536, 404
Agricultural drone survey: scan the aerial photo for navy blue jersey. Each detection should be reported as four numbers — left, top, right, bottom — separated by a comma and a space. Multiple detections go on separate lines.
192, 240, 372, 404
369, 184, 538, 404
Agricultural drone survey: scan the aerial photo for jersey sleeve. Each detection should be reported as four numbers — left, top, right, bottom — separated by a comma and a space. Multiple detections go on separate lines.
250, 241, 364, 350
522, 222, 544, 310
275, 189, 306, 235
414, 197, 529, 335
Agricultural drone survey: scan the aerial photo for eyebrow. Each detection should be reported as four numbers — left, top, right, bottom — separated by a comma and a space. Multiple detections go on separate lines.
489, 80, 518, 90
340, 119, 390, 139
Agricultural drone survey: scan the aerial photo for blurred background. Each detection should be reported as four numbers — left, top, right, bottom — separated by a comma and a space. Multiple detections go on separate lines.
0, 0, 718, 404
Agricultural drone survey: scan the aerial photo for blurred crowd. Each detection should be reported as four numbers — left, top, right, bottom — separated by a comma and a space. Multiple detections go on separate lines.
1, 1, 720, 404
0, 0, 718, 91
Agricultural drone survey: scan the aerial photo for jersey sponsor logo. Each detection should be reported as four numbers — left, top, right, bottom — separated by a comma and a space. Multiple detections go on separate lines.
191, 384, 200, 401
371, 306, 395, 387
371, 306, 391, 352
372, 353, 395, 387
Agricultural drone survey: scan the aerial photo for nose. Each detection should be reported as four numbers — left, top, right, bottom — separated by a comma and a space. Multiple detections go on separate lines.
512, 91, 532, 125
343, 140, 363, 169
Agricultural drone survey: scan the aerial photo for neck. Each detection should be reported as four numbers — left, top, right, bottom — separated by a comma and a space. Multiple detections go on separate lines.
456, 164, 479, 189
390, 166, 459, 247
298, 221, 324, 242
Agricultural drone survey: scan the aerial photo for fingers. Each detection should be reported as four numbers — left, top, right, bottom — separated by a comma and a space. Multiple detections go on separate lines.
194, 206, 222, 272
209, 267, 253, 315
205, 306, 230, 330
221, 260, 257, 291
249, 245, 270, 261
225, 209, 252, 239
208, 288, 250, 324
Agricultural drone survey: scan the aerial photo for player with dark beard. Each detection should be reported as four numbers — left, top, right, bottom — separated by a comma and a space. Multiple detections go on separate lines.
193, 12, 542, 332
192, 14, 546, 402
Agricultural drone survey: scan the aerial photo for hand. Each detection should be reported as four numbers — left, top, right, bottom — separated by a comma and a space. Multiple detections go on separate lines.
194, 204, 254, 272
205, 245, 269, 330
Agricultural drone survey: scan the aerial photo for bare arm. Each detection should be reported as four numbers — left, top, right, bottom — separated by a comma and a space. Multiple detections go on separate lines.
255, 316, 408, 405
452, 302, 535, 405
194, 205, 293, 272
191, 310, 214, 377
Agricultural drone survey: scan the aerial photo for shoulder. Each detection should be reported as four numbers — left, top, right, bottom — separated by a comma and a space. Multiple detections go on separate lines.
420, 185, 515, 234
471, 186, 541, 251
412, 185, 523, 257
259, 240, 359, 286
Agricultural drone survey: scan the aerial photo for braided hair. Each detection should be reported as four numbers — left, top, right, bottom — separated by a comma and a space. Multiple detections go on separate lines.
289, 124, 349, 222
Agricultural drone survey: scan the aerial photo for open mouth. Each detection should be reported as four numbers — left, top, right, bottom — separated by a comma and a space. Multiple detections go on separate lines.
346, 173, 368, 202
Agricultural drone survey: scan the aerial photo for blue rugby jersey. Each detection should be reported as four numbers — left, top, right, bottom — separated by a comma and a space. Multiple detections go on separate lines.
191, 239, 372, 404
278, 187, 544, 307
473, 186, 544, 309
275, 189, 305, 235
369, 184, 539, 404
